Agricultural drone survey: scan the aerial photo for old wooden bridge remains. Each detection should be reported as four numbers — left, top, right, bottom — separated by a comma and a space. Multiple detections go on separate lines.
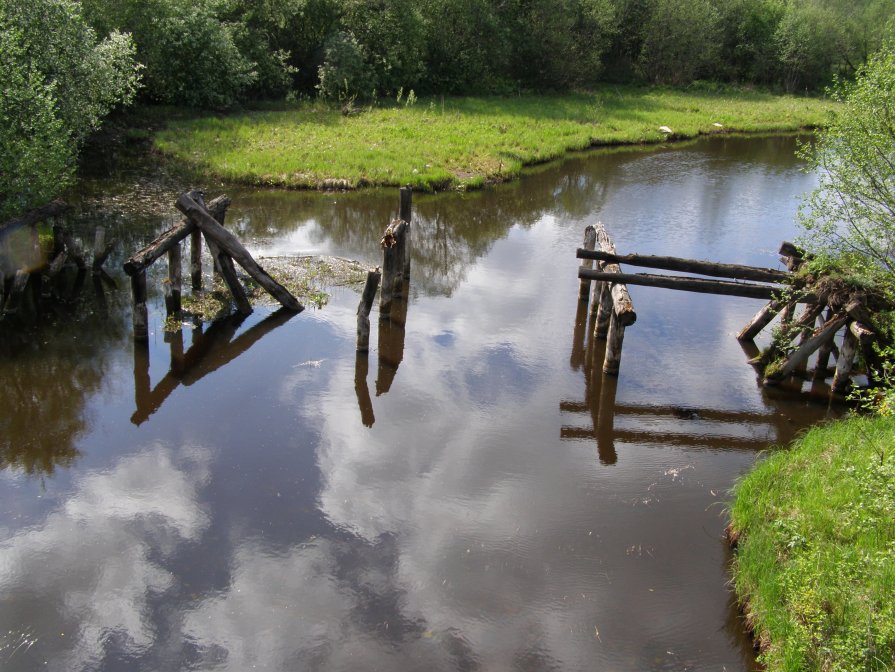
576, 223, 880, 397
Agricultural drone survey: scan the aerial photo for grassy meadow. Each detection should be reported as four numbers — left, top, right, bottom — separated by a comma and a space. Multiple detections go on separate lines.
153, 87, 836, 191
728, 415, 895, 671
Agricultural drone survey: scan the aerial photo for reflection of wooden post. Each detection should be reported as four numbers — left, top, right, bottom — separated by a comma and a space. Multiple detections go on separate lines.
169, 327, 185, 375
400, 187, 412, 280
570, 299, 589, 371
191, 229, 203, 290
376, 316, 405, 396
133, 339, 150, 416
355, 352, 375, 427
166, 242, 182, 315
596, 372, 618, 465
356, 268, 381, 352
579, 225, 597, 300
131, 270, 149, 341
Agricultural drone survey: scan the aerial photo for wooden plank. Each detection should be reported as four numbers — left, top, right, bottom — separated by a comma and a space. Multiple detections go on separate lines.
176, 193, 303, 312
832, 326, 858, 393
576, 249, 789, 283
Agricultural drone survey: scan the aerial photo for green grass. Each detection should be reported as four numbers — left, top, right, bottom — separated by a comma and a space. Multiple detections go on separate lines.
728, 415, 895, 671
153, 86, 837, 191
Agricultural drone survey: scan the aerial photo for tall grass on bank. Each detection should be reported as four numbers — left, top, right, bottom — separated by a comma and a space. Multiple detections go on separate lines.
728, 415, 895, 671
153, 87, 835, 191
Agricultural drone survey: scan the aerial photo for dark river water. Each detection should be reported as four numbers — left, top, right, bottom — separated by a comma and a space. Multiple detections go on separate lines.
0, 135, 842, 671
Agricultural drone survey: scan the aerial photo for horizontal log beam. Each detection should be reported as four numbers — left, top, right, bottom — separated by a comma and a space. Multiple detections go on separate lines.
576, 249, 789, 284
578, 268, 812, 301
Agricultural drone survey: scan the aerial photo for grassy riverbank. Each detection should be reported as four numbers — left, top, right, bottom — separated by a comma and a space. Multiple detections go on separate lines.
728, 415, 895, 671
153, 87, 835, 191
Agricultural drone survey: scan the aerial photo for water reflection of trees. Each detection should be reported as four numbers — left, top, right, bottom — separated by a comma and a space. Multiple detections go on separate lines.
0, 286, 128, 475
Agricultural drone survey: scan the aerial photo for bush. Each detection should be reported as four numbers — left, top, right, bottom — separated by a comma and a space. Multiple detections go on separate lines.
0, 0, 139, 220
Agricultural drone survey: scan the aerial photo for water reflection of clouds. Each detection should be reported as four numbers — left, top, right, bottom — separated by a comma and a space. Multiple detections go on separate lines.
0, 445, 210, 671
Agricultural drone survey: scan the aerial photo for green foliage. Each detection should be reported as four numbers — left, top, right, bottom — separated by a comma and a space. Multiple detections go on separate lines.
83, 0, 255, 109
0, 0, 139, 220
637, 0, 722, 84
316, 30, 375, 102
798, 43, 895, 277
729, 415, 895, 671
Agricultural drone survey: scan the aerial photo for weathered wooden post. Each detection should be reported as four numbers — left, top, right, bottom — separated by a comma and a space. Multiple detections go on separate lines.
595, 283, 613, 337
379, 220, 407, 317
166, 241, 183, 315
29, 223, 42, 313
400, 187, 412, 280
813, 308, 836, 380
831, 326, 858, 393
356, 268, 381, 352
131, 271, 149, 341
579, 225, 597, 300
190, 229, 203, 291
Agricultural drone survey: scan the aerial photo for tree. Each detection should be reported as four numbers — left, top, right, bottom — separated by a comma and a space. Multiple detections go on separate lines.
798, 43, 895, 277
0, 0, 139, 221
637, 0, 722, 84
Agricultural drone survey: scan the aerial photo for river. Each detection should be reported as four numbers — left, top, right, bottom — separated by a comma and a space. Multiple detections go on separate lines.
0, 135, 842, 671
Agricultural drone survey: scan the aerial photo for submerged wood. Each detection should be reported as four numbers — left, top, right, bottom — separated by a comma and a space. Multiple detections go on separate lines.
576, 249, 790, 284
578, 226, 597, 300
357, 268, 381, 352
579, 268, 802, 301
125, 195, 230, 276
176, 192, 303, 312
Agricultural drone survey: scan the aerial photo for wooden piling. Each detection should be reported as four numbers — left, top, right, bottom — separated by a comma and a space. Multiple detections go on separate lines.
579, 226, 597, 300
357, 268, 381, 352
832, 326, 858, 393
595, 283, 613, 337
131, 271, 149, 341
190, 229, 203, 291
400, 187, 412, 280
379, 220, 407, 316
812, 309, 836, 380
166, 242, 183, 315
603, 312, 626, 375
